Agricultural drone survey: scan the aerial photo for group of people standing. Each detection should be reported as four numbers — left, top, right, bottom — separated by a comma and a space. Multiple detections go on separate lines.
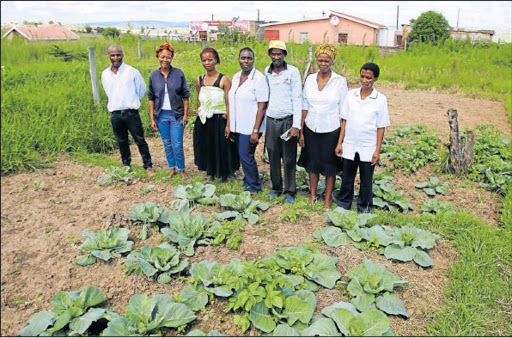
101, 39, 390, 212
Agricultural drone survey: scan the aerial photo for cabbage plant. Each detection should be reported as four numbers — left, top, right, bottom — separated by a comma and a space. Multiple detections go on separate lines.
214, 191, 269, 224
173, 182, 218, 205
75, 227, 133, 266
260, 245, 341, 289
415, 176, 447, 196
96, 166, 135, 186
19, 286, 119, 336
345, 257, 409, 317
160, 211, 211, 256
102, 294, 195, 336
123, 243, 189, 284
421, 199, 452, 214
125, 202, 168, 240
384, 223, 440, 267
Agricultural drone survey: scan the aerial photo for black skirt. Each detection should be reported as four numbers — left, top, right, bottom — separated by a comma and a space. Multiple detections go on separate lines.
193, 114, 240, 180
297, 125, 342, 177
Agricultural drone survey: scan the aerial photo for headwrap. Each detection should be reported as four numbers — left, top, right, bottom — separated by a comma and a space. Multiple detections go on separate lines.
155, 41, 174, 58
315, 43, 337, 60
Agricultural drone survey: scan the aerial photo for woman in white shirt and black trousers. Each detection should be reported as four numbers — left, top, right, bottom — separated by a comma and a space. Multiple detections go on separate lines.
335, 62, 391, 213
298, 44, 348, 209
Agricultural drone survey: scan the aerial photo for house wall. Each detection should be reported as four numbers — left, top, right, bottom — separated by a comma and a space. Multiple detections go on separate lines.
263, 17, 378, 45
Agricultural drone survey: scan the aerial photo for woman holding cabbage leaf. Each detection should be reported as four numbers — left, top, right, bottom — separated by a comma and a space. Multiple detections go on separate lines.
193, 47, 239, 182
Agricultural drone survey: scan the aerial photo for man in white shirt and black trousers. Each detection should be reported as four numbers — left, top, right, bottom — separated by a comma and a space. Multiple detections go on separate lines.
101, 44, 154, 176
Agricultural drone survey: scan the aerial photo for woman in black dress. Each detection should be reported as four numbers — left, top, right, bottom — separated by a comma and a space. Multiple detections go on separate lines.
193, 47, 239, 182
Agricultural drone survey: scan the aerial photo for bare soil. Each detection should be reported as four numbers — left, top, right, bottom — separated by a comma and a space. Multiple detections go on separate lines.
1, 85, 508, 336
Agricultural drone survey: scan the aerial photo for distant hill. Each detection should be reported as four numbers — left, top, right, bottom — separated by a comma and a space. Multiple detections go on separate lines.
81, 20, 189, 28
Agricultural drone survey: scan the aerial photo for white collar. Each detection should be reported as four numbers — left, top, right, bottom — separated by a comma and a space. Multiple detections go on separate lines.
109, 62, 126, 74
354, 87, 378, 99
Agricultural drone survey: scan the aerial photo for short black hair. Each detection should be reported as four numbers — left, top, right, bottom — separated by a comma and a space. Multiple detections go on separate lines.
360, 62, 380, 78
268, 48, 287, 57
238, 47, 254, 59
200, 47, 221, 64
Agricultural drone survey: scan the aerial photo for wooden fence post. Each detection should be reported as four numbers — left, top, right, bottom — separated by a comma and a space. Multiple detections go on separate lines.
447, 109, 474, 174
137, 39, 142, 58
88, 46, 101, 105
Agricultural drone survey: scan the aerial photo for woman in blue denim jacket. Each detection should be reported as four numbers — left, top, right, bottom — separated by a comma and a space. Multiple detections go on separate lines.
148, 41, 190, 179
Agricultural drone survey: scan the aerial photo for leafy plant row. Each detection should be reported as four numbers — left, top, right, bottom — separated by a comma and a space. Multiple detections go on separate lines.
18, 286, 216, 336
381, 125, 440, 176
314, 208, 441, 267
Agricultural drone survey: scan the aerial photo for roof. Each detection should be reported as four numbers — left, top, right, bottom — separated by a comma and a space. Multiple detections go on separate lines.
1, 24, 80, 40
260, 10, 386, 29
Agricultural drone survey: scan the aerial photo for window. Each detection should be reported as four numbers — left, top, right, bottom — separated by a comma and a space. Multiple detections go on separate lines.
300, 32, 309, 43
338, 33, 348, 45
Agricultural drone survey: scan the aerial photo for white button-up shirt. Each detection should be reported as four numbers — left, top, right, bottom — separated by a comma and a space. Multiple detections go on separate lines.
341, 87, 391, 162
101, 62, 146, 112
229, 67, 269, 135
302, 71, 348, 133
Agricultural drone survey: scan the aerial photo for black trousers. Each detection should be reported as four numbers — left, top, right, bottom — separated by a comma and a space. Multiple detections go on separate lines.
264, 116, 297, 196
337, 153, 375, 212
110, 110, 152, 169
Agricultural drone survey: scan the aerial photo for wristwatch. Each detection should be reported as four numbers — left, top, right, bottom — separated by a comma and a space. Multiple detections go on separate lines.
253, 129, 259, 133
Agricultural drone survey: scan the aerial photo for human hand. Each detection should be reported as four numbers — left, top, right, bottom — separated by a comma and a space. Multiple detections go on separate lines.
182, 115, 188, 126
371, 151, 380, 165
289, 127, 299, 137
299, 132, 305, 147
335, 143, 343, 157
222, 113, 227, 119
151, 120, 158, 132
225, 125, 230, 138
250, 132, 259, 145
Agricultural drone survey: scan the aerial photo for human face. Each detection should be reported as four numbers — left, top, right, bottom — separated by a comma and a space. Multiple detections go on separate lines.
158, 50, 173, 69
269, 48, 285, 68
201, 52, 217, 72
316, 54, 333, 73
239, 50, 254, 73
108, 47, 123, 68
360, 69, 377, 90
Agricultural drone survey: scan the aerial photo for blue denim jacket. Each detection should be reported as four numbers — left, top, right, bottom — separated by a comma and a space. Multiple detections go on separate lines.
148, 66, 190, 120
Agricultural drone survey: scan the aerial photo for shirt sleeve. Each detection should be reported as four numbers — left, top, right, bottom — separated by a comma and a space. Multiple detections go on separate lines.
181, 71, 190, 100
338, 78, 348, 118
340, 92, 350, 120
134, 69, 146, 100
301, 76, 310, 111
291, 68, 303, 129
147, 73, 155, 101
255, 75, 269, 102
377, 96, 391, 128
100, 70, 109, 96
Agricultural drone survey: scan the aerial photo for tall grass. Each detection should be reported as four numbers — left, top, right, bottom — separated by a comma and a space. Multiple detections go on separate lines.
1, 36, 510, 174
372, 210, 512, 336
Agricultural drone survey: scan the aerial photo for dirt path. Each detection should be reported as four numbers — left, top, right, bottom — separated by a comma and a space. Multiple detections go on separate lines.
1, 86, 509, 336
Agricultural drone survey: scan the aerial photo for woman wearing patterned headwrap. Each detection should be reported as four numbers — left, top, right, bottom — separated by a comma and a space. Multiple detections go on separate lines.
297, 43, 348, 209
148, 41, 190, 179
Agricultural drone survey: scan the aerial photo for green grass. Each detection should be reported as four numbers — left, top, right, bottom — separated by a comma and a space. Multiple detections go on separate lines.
370, 209, 512, 336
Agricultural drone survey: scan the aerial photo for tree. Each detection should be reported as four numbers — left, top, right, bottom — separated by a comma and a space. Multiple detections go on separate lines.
84, 25, 92, 33
48, 20, 54, 24
407, 10, 450, 46
101, 27, 120, 39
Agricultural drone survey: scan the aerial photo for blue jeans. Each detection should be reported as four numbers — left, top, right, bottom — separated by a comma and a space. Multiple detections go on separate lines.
157, 109, 185, 171
237, 133, 261, 192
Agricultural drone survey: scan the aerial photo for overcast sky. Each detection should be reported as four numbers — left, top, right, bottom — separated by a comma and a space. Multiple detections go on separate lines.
2, 1, 511, 31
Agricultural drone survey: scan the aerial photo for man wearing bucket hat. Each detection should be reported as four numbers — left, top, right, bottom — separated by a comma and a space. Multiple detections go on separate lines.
264, 40, 302, 203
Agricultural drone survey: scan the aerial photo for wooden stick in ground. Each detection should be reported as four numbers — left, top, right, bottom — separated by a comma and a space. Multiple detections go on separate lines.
447, 108, 474, 174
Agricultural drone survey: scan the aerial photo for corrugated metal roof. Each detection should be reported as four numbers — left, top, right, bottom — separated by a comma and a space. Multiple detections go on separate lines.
2, 24, 80, 40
